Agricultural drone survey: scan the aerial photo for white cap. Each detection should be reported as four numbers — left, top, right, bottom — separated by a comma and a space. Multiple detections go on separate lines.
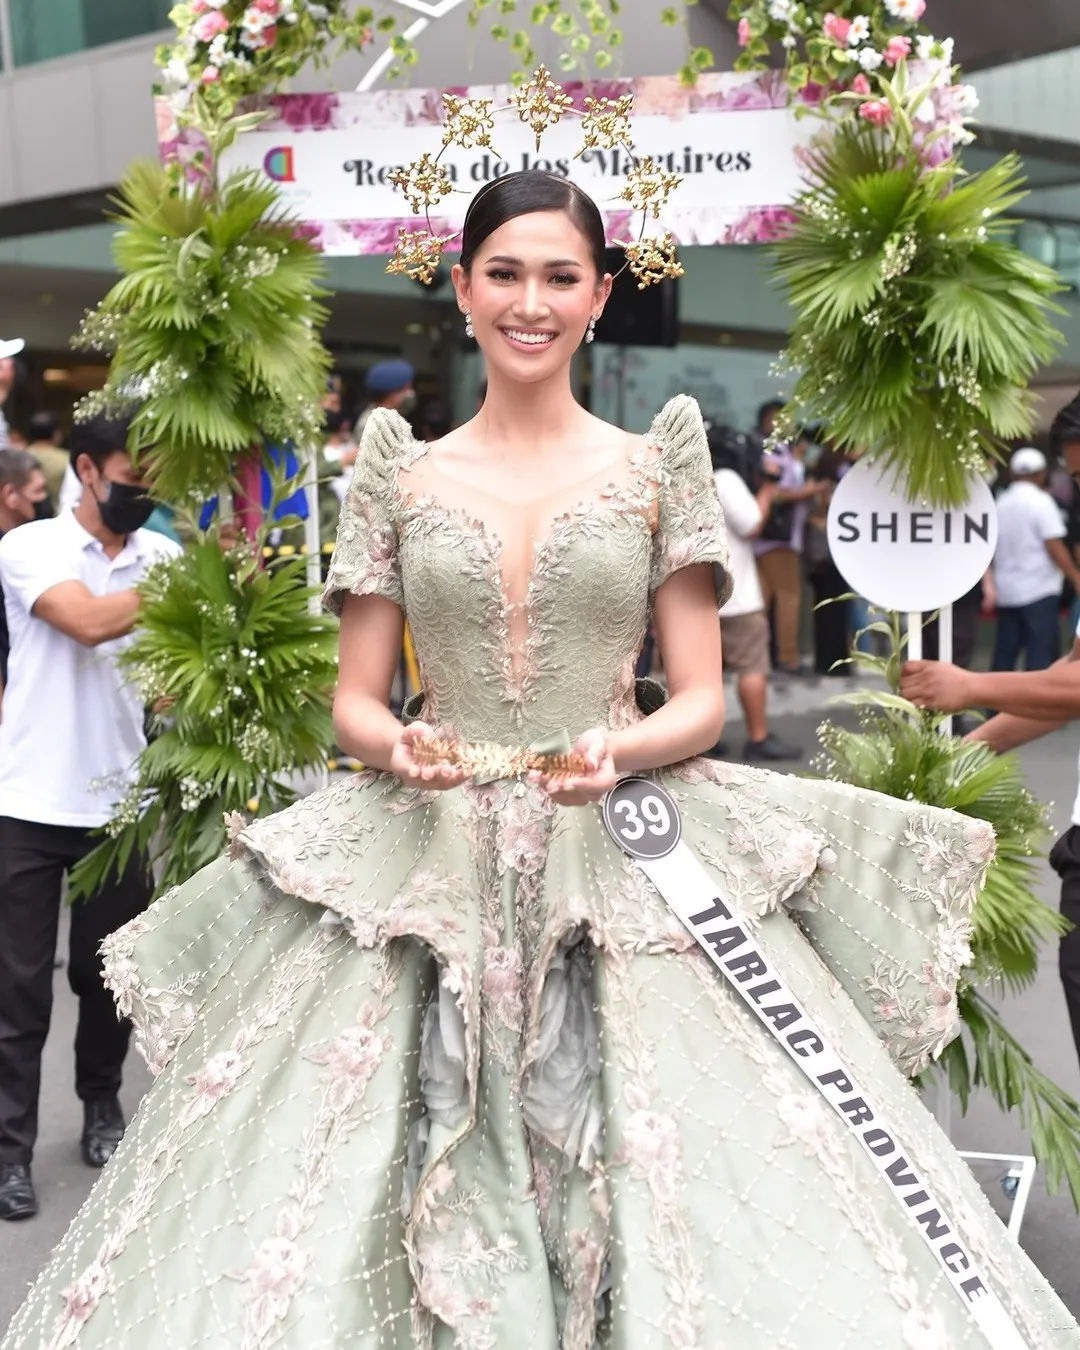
1010, 446, 1046, 476
0, 338, 24, 360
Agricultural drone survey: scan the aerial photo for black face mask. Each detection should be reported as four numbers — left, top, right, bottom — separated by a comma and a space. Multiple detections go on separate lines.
32, 498, 53, 521
96, 478, 155, 536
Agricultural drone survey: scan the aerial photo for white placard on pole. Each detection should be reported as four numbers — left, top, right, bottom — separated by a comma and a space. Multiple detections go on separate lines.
828, 462, 997, 615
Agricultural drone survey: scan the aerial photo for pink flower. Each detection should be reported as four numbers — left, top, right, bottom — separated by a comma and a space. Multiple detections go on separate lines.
191, 0, 210, 12
859, 99, 894, 125
240, 1238, 310, 1339
308, 1025, 386, 1111
187, 1050, 245, 1103
852, 73, 872, 95
201, 66, 220, 84
59, 1262, 110, 1327
884, 35, 912, 65
737, 17, 751, 46
483, 944, 524, 1033
262, 24, 278, 48
193, 10, 229, 42
497, 794, 549, 877
822, 12, 852, 44
622, 1109, 681, 1199
252, 0, 279, 11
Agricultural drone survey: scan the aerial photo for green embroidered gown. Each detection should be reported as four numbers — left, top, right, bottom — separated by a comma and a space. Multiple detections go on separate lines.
5, 398, 1078, 1350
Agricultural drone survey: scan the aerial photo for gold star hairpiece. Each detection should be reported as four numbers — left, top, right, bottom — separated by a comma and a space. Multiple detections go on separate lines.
509, 64, 575, 151
386, 227, 452, 285
620, 233, 685, 289
386, 67, 684, 291
578, 94, 634, 154
441, 93, 496, 150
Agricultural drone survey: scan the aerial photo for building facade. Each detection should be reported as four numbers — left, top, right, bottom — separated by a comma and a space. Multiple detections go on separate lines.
0, 0, 1078, 435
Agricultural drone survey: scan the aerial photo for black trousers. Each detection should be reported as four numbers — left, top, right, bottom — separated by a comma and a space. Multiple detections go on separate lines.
0, 816, 151, 1165
809, 561, 851, 675
1051, 826, 1080, 1075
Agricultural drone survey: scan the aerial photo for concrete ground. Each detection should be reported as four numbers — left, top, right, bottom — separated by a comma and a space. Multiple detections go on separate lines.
3, 693, 1080, 1333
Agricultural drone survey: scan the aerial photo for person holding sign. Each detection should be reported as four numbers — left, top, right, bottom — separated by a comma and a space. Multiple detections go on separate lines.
902, 391, 1080, 1081
9, 115, 1077, 1350
990, 447, 1080, 673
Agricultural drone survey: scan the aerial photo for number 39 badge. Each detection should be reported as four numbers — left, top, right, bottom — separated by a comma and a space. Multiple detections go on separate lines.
602, 778, 682, 861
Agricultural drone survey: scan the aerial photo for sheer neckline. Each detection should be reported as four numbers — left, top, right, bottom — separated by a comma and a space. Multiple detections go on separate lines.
393, 430, 662, 694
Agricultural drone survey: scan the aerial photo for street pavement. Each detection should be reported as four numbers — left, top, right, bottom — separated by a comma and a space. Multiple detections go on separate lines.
3, 692, 1080, 1333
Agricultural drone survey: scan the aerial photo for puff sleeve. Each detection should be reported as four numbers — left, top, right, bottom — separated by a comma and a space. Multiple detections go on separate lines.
323, 409, 409, 615
648, 395, 732, 605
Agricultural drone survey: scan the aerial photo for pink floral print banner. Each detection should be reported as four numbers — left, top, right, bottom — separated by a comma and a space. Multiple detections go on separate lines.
157, 71, 819, 256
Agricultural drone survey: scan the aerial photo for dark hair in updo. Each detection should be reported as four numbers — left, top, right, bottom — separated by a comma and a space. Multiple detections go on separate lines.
459, 171, 607, 276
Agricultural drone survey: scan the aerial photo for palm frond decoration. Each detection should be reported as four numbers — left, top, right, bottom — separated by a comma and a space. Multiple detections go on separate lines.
70, 538, 339, 899
772, 99, 1064, 507
73, 160, 331, 503
817, 631, 1080, 1206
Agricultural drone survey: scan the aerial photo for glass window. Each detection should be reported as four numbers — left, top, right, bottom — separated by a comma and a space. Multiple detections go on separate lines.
9, 0, 172, 67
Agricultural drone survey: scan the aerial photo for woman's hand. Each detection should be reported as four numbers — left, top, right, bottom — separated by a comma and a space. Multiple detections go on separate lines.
531, 727, 617, 807
388, 722, 470, 792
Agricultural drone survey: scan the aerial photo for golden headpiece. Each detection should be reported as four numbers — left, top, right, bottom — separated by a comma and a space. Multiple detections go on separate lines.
387, 66, 684, 290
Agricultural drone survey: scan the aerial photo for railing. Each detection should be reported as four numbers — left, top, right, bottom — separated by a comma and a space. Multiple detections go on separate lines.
1008, 218, 1080, 292
0, 0, 170, 70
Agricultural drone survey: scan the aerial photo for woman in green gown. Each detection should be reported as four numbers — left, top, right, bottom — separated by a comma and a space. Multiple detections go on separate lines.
5, 171, 1079, 1350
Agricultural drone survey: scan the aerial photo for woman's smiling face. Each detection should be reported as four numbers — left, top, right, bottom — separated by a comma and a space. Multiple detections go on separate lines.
452, 209, 611, 384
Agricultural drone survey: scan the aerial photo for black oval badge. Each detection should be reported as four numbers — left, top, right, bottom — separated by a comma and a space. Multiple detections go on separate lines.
602, 778, 682, 861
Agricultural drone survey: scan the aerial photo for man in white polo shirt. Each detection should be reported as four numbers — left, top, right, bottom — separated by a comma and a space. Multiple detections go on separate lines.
900, 391, 1080, 1075
0, 414, 179, 1221
990, 446, 1080, 672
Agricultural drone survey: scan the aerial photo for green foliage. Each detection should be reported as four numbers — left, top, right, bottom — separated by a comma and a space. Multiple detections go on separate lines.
70, 538, 339, 899
73, 160, 331, 503
943, 989, 1080, 1209
726, 0, 933, 93
772, 107, 1064, 506
817, 622, 1080, 1204
469, 0, 710, 82
160, 2, 379, 122
819, 699, 1061, 993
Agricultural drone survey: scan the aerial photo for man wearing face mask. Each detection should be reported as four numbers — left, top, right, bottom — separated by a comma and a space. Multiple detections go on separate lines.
353, 360, 417, 442
0, 415, 179, 1222
0, 449, 52, 699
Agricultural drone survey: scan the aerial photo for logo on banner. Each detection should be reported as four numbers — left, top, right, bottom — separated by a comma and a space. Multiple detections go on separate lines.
827, 460, 997, 613
264, 146, 296, 183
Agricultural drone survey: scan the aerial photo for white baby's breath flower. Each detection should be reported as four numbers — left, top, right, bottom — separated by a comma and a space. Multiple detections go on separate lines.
858, 47, 884, 70
848, 15, 870, 45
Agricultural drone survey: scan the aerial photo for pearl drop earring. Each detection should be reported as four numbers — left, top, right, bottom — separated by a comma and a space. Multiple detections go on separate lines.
586, 315, 597, 344
464, 312, 474, 340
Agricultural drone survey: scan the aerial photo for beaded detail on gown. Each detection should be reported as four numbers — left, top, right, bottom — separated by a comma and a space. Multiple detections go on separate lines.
5, 397, 1079, 1350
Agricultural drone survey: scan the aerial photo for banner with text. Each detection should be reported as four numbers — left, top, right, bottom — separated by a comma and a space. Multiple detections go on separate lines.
158, 71, 816, 257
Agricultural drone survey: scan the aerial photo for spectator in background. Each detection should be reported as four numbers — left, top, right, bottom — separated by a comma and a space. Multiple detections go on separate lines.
0, 338, 24, 450
991, 446, 1080, 672
754, 428, 822, 675
26, 412, 69, 510
323, 409, 357, 506
750, 398, 784, 454
0, 449, 52, 699
353, 361, 416, 442
0, 415, 180, 1222
710, 426, 801, 762
418, 401, 453, 443
804, 443, 851, 676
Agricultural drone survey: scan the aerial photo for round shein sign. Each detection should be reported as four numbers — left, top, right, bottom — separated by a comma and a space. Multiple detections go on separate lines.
826, 461, 998, 613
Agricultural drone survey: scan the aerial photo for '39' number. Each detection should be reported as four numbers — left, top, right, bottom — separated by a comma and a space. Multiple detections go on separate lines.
602, 778, 681, 860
